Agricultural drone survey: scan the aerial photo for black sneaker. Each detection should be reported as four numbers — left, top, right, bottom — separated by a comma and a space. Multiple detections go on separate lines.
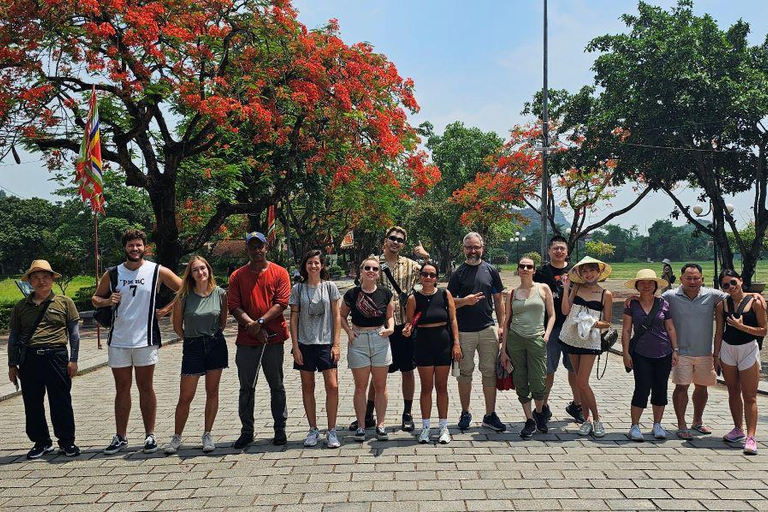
232, 433, 253, 449
273, 430, 287, 446
533, 410, 548, 433
375, 427, 389, 441
458, 410, 472, 430
401, 413, 415, 432
27, 442, 54, 459
143, 434, 158, 454
103, 435, 128, 455
482, 412, 507, 432
542, 404, 552, 421
520, 418, 537, 438
58, 444, 81, 457
565, 401, 586, 424
348, 417, 376, 431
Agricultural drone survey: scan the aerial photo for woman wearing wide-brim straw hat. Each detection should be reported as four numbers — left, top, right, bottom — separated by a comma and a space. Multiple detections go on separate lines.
558, 256, 613, 438
621, 269, 679, 442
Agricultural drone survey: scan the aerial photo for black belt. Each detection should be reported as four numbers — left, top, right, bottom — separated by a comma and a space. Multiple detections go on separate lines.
30, 346, 66, 355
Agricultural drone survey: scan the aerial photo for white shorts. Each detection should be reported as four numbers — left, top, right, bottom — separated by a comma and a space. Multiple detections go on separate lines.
108, 345, 159, 368
719, 341, 761, 372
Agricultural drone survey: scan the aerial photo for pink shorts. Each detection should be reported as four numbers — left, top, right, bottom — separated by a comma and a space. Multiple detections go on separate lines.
671, 355, 717, 387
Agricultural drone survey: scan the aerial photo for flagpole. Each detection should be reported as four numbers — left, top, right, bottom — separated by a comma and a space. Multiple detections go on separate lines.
95, 210, 103, 349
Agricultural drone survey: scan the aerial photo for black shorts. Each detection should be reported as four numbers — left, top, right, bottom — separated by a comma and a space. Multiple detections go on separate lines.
413, 326, 452, 367
293, 343, 337, 372
181, 331, 229, 376
388, 324, 416, 373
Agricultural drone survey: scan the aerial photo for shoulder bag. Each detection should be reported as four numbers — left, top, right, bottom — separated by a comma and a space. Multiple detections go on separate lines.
93, 266, 119, 328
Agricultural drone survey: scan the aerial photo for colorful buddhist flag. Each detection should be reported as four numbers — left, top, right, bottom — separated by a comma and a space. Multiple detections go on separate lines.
75, 85, 105, 213
267, 205, 276, 244
340, 230, 355, 249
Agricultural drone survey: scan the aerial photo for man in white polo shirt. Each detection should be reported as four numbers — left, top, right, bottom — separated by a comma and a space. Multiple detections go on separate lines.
92, 229, 181, 454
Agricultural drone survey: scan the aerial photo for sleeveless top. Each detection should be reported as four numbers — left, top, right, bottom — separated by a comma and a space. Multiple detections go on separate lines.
509, 283, 546, 338
108, 261, 162, 348
559, 289, 605, 351
182, 286, 226, 338
723, 296, 759, 346
413, 289, 449, 324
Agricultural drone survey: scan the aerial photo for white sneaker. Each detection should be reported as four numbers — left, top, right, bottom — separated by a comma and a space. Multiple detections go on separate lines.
418, 427, 431, 444
628, 424, 644, 442
202, 432, 215, 453
438, 426, 451, 444
652, 423, 667, 440
163, 434, 182, 454
593, 420, 605, 438
578, 421, 593, 436
304, 428, 321, 447
325, 429, 340, 448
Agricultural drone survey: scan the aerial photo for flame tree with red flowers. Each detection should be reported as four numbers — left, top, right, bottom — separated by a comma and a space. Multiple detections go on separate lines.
0, 0, 437, 269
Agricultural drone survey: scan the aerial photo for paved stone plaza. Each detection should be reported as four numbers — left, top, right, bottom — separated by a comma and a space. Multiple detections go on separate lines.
0, 320, 767, 511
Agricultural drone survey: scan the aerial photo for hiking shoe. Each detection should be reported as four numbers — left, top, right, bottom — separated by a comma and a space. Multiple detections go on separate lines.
304, 428, 321, 447
104, 435, 128, 455
593, 420, 605, 438
724, 426, 746, 443
354, 428, 366, 442
438, 425, 452, 444
520, 418, 536, 438
542, 404, 552, 421
533, 409, 548, 433
482, 412, 506, 432
27, 442, 54, 459
143, 434, 158, 453
458, 411, 472, 430
164, 434, 182, 454
629, 424, 644, 442
652, 423, 667, 440
349, 417, 376, 431
566, 401, 586, 423
744, 436, 758, 455
202, 432, 215, 453
401, 413, 415, 432
578, 421, 593, 436
273, 429, 287, 446
325, 429, 341, 449
418, 427, 431, 444
375, 427, 389, 441
58, 444, 80, 457
232, 433, 253, 449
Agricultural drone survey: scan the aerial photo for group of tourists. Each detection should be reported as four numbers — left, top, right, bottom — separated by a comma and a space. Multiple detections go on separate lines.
6, 226, 765, 459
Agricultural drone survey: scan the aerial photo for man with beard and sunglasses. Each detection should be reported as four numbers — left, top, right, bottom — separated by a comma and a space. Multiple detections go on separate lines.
93, 229, 181, 454
348, 226, 429, 433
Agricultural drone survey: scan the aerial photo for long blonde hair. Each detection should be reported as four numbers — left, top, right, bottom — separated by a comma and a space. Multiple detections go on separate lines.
176, 255, 217, 301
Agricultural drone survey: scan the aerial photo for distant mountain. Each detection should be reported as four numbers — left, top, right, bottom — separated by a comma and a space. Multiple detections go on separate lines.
515, 206, 570, 235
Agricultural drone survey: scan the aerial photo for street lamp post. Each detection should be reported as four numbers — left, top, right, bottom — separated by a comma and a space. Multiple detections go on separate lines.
693, 202, 735, 289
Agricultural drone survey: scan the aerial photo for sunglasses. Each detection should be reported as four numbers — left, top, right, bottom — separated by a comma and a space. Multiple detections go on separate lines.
363, 265, 380, 272
721, 279, 739, 290
420, 272, 437, 278
518, 264, 535, 270
387, 235, 405, 244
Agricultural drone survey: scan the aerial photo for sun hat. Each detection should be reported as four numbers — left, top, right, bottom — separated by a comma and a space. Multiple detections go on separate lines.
568, 256, 612, 284
624, 269, 668, 290
662, 258, 672, 265
21, 260, 62, 281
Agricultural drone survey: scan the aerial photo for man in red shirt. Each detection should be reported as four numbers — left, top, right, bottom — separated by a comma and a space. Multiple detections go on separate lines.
228, 232, 291, 448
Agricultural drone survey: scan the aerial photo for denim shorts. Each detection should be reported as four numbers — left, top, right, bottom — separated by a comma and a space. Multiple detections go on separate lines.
181, 330, 229, 376
347, 330, 392, 369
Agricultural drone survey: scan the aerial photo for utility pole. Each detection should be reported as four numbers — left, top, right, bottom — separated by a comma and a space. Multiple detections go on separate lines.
540, 0, 550, 260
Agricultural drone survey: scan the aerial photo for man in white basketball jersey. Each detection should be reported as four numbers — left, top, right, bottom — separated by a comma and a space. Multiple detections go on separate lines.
92, 229, 181, 454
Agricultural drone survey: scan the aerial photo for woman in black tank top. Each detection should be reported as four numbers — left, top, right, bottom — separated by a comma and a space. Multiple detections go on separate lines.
403, 262, 460, 444
714, 269, 767, 455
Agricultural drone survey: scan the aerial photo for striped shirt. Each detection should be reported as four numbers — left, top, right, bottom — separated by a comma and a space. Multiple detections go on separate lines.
377, 254, 420, 325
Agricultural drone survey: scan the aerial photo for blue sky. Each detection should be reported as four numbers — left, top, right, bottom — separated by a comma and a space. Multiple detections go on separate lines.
3, 0, 768, 233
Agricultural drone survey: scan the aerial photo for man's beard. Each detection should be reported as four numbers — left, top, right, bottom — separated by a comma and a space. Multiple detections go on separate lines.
125, 249, 144, 262
466, 254, 481, 264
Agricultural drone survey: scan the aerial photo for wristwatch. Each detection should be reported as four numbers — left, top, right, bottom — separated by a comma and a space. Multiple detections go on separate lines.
257, 318, 265, 325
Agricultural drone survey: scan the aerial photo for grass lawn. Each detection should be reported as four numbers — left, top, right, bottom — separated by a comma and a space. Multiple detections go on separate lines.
0, 275, 98, 305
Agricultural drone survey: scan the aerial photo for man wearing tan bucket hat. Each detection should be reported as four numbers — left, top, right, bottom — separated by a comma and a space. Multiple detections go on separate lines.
8, 260, 81, 458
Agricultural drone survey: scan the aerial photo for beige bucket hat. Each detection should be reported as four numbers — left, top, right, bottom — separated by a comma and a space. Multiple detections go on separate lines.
624, 268, 668, 289
21, 260, 62, 281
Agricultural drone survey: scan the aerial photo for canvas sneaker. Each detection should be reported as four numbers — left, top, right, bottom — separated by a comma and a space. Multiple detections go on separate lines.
458, 411, 472, 430
628, 424, 644, 442
202, 432, 216, 453
593, 420, 606, 438
723, 426, 746, 443
652, 423, 667, 440
578, 421, 594, 436
482, 412, 506, 432
104, 435, 128, 455
438, 425, 452, 445
163, 434, 182, 454
744, 436, 758, 455
143, 434, 158, 453
27, 442, 54, 459
418, 427, 431, 444
304, 429, 321, 447
325, 429, 341, 449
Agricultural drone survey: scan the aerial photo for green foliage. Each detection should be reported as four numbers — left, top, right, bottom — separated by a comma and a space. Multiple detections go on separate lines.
585, 241, 616, 258
524, 252, 542, 266
0, 197, 57, 275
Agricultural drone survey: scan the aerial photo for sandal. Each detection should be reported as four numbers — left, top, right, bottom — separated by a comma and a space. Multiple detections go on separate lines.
676, 429, 693, 440
691, 423, 712, 435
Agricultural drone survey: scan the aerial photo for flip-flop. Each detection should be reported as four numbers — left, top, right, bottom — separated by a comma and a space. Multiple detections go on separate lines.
676, 429, 693, 440
691, 423, 712, 434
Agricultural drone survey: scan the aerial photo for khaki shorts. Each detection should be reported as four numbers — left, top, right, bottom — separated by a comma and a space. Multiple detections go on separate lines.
671, 355, 717, 387
457, 326, 499, 387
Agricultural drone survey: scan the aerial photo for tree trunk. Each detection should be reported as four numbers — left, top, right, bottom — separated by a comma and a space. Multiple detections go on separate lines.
147, 175, 182, 272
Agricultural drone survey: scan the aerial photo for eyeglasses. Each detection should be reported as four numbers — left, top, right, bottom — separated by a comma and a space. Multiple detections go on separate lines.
363, 266, 380, 272
721, 279, 739, 289
420, 272, 437, 278
463, 245, 482, 251
518, 264, 534, 270
387, 235, 405, 244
